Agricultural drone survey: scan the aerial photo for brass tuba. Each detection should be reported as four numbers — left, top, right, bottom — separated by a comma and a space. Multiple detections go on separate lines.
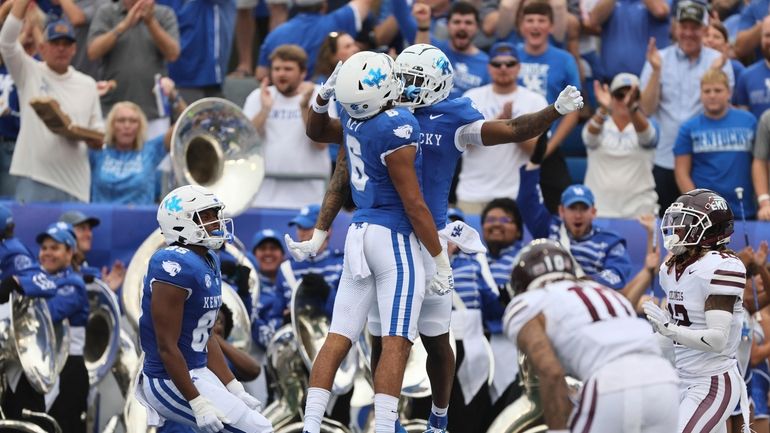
84, 278, 121, 385
170, 97, 265, 217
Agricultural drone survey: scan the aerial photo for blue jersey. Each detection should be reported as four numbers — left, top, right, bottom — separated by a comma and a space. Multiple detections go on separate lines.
517, 166, 633, 289
339, 107, 422, 235
484, 243, 522, 334
16, 265, 87, 327
140, 246, 223, 379
0, 237, 35, 280
732, 60, 770, 120
414, 98, 485, 230
251, 272, 286, 350
517, 44, 581, 104
674, 108, 757, 219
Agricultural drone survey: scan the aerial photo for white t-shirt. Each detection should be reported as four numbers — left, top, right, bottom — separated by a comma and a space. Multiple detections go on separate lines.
0, 15, 103, 202
243, 85, 330, 209
456, 85, 548, 203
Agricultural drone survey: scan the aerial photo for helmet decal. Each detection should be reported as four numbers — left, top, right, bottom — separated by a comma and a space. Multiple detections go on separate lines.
164, 195, 182, 212
362, 68, 387, 88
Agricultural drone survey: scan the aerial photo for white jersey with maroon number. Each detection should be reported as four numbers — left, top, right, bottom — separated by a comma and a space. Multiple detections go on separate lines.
503, 279, 660, 381
658, 250, 747, 379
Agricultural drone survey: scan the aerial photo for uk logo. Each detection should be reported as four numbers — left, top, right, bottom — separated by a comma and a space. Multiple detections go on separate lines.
164, 195, 182, 212
435, 56, 451, 75
451, 225, 463, 238
362, 68, 387, 88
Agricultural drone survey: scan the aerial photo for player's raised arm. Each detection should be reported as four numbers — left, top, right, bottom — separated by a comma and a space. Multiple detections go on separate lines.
479, 85, 583, 146
306, 61, 344, 143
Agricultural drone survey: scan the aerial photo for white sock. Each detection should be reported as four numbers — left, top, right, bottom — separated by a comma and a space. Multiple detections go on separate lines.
431, 402, 448, 417
303, 387, 331, 433
374, 393, 399, 433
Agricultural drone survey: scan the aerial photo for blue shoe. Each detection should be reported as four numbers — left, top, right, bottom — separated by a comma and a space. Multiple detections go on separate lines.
395, 420, 408, 433
425, 413, 448, 433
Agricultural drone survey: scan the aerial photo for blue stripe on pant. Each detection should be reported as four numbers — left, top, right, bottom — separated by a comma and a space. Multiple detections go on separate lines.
401, 234, 415, 337
390, 231, 405, 336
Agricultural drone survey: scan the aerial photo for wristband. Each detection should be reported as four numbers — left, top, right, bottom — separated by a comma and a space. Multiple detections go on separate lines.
588, 118, 603, 130
759, 194, 770, 204
311, 98, 329, 114
418, 26, 430, 31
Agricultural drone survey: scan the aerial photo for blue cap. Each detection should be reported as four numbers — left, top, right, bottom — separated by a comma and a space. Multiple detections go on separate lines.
489, 42, 518, 60
561, 184, 595, 207
251, 229, 284, 251
289, 204, 321, 229
0, 205, 12, 231
36, 222, 77, 248
45, 19, 75, 43
447, 207, 466, 222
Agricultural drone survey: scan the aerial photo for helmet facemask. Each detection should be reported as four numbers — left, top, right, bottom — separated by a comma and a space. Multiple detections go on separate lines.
661, 203, 714, 255
189, 204, 233, 250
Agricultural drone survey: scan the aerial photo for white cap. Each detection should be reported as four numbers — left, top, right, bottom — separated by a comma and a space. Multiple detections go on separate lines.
610, 72, 640, 93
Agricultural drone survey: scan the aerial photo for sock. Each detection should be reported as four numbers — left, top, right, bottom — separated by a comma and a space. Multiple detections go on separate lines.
429, 403, 448, 429
431, 403, 448, 418
374, 393, 399, 433
303, 387, 331, 433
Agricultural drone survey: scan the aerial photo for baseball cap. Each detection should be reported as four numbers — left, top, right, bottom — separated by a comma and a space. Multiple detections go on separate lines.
289, 204, 321, 229
59, 210, 100, 228
0, 205, 12, 231
561, 184, 595, 207
676, 1, 708, 25
45, 19, 76, 43
251, 229, 284, 252
447, 207, 466, 223
36, 222, 77, 248
610, 73, 640, 93
488, 42, 518, 61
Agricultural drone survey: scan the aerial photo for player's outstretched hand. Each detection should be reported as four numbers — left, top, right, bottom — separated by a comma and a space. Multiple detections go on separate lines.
554, 85, 584, 115
284, 229, 328, 262
226, 379, 262, 411
319, 61, 342, 101
429, 250, 454, 295
642, 300, 675, 338
189, 395, 230, 433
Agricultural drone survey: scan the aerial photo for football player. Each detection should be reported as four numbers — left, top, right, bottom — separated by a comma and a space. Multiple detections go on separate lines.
644, 188, 750, 432
290, 43, 583, 433
504, 239, 679, 432
135, 185, 272, 433
296, 51, 450, 433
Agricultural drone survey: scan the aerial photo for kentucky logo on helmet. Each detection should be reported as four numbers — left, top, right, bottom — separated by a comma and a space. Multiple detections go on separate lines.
164, 195, 182, 212
362, 68, 387, 88
435, 56, 451, 75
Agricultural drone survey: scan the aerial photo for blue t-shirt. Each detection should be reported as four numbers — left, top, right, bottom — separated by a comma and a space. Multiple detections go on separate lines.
89, 135, 166, 205
339, 107, 422, 235
140, 246, 223, 379
674, 108, 757, 218
257, 8, 358, 78
433, 40, 490, 99
0, 64, 20, 139
0, 237, 34, 280
413, 97, 484, 229
733, 60, 770, 119
517, 44, 581, 103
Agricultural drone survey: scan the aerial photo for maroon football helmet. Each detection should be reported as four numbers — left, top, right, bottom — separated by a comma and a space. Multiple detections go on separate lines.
661, 188, 734, 255
509, 239, 577, 295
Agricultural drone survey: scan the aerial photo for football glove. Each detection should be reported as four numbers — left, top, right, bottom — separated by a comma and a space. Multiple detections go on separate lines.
319, 61, 342, 101
285, 229, 328, 262
554, 85, 584, 115
189, 395, 230, 433
643, 300, 676, 338
429, 250, 454, 295
226, 379, 262, 411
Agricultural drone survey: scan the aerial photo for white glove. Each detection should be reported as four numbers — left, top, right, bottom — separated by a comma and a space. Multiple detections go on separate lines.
643, 300, 676, 338
429, 250, 454, 295
285, 229, 328, 262
554, 85, 584, 115
189, 395, 230, 433
319, 61, 342, 101
226, 379, 262, 411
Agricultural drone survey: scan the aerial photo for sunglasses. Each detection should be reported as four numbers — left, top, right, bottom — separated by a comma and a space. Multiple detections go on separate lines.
483, 216, 515, 224
490, 60, 518, 68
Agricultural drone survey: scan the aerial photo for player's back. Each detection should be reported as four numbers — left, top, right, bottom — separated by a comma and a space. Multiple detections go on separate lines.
339, 106, 421, 235
505, 279, 659, 381
659, 250, 746, 378
139, 246, 223, 379
414, 97, 484, 229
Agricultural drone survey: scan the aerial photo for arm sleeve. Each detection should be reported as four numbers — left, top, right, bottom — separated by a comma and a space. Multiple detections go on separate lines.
147, 251, 197, 297
581, 122, 601, 150
665, 309, 734, 352
242, 88, 263, 119
516, 165, 556, 239
592, 240, 632, 290
46, 283, 86, 323
16, 269, 58, 298
637, 118, 659, 149
87, 4, 113, 41
158, 7, 180, 41
0, 15, 31, 89
502, 291, 546, 343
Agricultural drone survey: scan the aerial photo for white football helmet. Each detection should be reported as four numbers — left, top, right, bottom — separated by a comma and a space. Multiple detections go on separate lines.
395, 44, 453, 108
157, 185, 233, 249
334, 51, 403, 120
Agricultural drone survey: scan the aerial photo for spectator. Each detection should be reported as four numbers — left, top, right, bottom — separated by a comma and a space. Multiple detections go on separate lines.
705, 21, 745, 83
231, 0, 259, 78
35, 0, 96, 78
457, 42, 548, 213
164, 0, 235, 102
254, 0, 372, 81
244, 45, 329, 209
249, 229, 288, 351
734, 16, 770, 119
0, 2, 103, 203
587, 0, 671, 81
87, 0, 180, 137
59, 210, 125, 290
412, 2, 491, 98
0, 2, 43, 197
752, 110, 770, 220
517, 142, 634, 290
516, 0, 581, 212
582, 73, 659, 218
674, 68, 759, 219
640, 0, 734, 215
312, 31, 359, 84
0, 204, 35, 279
734, 0, 769, 60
